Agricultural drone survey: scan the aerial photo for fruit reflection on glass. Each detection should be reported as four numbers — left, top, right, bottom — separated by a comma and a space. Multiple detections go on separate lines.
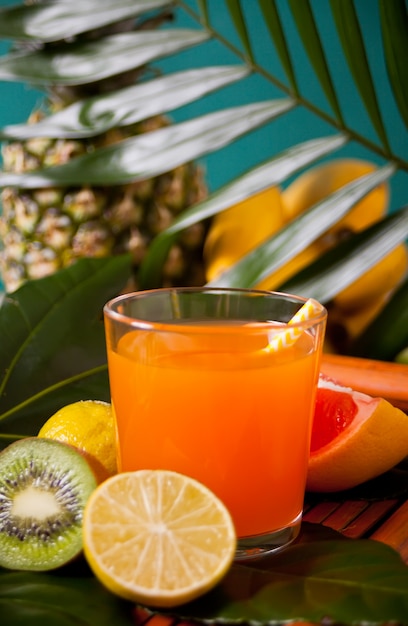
104, 288, 327, 559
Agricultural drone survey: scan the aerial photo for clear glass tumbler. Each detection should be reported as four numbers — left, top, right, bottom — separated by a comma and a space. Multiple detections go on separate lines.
104, 287, 327, 559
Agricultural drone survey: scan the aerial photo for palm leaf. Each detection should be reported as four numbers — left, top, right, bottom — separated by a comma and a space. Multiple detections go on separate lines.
259, 0, 299, 96
138, 134, 348, 287
349, 275, 408, 360
289, 0, 344, 124
0, 66, 249, 140
207, 166, 396, 289
282, 207, 408, 301
379, 0, 408, 128
0, 29, 209, 85
0, 0, 172, 42
0, 0, 407, 358
330, 0, 390, 149
0, 100, 295, 187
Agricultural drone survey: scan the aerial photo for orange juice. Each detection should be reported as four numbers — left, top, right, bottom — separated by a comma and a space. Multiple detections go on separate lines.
105, 321, 321, 539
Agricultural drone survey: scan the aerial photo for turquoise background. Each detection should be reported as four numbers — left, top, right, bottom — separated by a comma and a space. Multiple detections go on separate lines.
0, 0, 406, 215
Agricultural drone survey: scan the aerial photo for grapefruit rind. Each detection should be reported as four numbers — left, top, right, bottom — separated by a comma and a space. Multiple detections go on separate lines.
307, 378, 408, 492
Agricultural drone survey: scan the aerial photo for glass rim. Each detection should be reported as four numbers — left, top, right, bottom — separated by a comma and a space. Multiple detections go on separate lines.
103, 287, 327, 332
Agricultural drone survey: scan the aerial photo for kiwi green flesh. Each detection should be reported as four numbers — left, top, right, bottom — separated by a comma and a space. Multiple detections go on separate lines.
0, 437, 97, 571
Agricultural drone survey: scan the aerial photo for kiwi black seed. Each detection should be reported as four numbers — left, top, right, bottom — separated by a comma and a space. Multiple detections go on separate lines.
0, 437, 97, 571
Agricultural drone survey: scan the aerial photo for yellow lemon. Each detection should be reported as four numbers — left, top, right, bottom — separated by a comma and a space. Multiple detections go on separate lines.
204, 186, 284, 282
83, 470, 236, 608
282, 158, 389, 244
38, 400, 117, 482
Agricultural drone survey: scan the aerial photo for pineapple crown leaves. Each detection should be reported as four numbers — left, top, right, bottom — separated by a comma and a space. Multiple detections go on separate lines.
0, 255, 132, 444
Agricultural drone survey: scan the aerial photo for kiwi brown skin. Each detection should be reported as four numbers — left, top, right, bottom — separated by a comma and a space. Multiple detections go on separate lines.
0, 437, 98, 571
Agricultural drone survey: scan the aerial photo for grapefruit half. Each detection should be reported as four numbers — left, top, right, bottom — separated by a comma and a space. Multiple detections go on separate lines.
307, 375, 408, 492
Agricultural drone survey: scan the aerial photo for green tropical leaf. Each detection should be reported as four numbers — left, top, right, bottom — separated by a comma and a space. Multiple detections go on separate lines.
197, 1, 210, 27
0, 0, 407, 363
350, 275, 408, 360
379, 0, 408, 129
0, 256, 131, 446
282, 207, 408, 302
259, 0, 299, 95
173, 533, 408, 623
1, 524, 408, 625
0, 29, 209, 85
225, 0, 255, 62
0, 100, 295, 188
0, 0, 172, 42
330, 0, 390, 150
0, 66, 249, 140
138, 134, 348, 288
288, 0, 344, 123
207, 165, 395, 289
0, 569, 134, 626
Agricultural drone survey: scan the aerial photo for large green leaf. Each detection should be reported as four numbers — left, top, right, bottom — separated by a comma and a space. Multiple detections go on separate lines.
0, 29, 209, 85
1, 523, 408, 625
0, 256, 131, 446
350, 275, 408, 360
0, 568, 134, 626
174, 531, 408, 623
0, 0, 172, 42
0, 100, 295, 188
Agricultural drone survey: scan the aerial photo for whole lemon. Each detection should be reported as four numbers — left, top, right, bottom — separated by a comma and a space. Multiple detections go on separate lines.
38, 400, 117, 482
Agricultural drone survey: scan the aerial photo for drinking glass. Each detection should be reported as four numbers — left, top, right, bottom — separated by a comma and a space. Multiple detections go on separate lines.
104, 287, 327, 559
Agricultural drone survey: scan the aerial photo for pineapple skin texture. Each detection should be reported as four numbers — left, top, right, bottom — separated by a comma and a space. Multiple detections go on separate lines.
0, 116, 208, 293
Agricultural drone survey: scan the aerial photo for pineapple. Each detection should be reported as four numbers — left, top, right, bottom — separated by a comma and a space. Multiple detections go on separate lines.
0, 2, 208, 293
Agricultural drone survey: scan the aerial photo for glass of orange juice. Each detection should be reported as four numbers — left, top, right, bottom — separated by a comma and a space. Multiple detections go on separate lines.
104, 287, 327, 559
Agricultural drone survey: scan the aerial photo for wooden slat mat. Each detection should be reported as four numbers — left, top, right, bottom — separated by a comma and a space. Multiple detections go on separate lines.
304, 494, 408, 563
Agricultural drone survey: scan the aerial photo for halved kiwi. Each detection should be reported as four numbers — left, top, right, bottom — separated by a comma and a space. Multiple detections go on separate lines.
0, 437, 97, 571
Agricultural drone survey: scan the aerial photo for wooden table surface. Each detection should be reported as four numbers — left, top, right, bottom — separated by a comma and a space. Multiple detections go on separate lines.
304, 490, 408, 564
